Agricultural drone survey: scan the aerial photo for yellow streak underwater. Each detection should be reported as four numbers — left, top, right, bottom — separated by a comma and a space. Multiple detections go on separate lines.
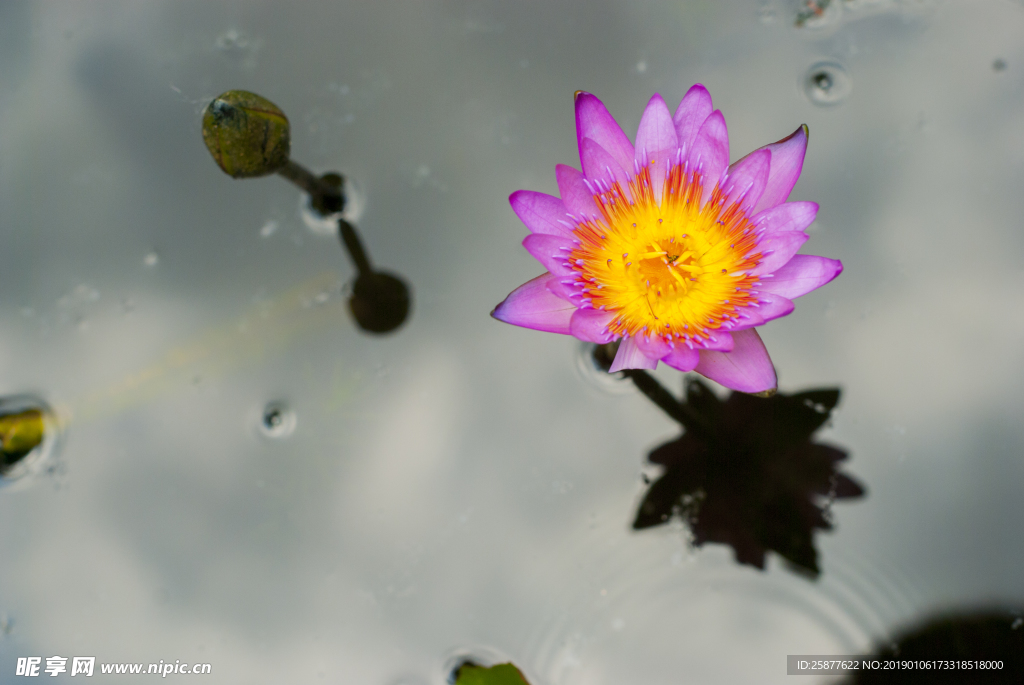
65, 271, 351, 426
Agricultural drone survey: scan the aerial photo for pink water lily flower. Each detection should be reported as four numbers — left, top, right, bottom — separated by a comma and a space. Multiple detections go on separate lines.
492, 85, 842, 394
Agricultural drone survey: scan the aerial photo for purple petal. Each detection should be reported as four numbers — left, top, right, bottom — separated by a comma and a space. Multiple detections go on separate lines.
751, 232, 809, 275
751, 201, 818, 236
663, 344, 699, 372
699, 330, 734, 352
753, 292, 795, 323
728, 292, 795, 331
574, 91, 635, 174
673, 84, 713, 155
757, 255, 843, 299
580, 137, 633, 201
635, 93, 678, 163
522, 233, 577, 278
544, 275, 575, 302
686, 110, 730, 204
645, 147, 675, 206
751, 125, 809, 214
608, 336, 659, 372
633, 95, 678, 205
509, 190, 574, 238
570, 308, 616, 344
492, 273, 576, 335
694, 328, 777, 394
556, 164, 600, 218
722, 149, 770, 214
634, 332, 672, 359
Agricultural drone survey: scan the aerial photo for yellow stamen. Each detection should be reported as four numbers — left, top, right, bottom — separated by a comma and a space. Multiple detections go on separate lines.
567, 164, 762, 341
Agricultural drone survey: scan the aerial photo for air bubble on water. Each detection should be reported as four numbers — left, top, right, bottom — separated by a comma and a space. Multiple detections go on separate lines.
143, 251, 159, 267
300, 175, 365, 236
259, 220, 279, 238
257, 402, 296, 439
575, 342, 632, 395
803, 61, 851, 106
300, 197, 340, 236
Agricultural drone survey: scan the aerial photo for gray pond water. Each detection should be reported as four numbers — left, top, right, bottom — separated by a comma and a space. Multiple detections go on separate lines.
1, 1, 1023, 683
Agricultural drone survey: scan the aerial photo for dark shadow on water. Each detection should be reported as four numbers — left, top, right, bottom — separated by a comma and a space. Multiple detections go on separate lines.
592, 344, 865, 578
338, 218, 411, 335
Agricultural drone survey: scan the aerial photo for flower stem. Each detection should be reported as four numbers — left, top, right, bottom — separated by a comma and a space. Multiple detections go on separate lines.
621, 369, 712, 438
276, 160, 329, 196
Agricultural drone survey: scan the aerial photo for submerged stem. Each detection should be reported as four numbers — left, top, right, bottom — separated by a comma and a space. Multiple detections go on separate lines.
338, 219, 373, 276
592, 343, 711, 437
622, 369, 712, 438
276, 161, 344, 215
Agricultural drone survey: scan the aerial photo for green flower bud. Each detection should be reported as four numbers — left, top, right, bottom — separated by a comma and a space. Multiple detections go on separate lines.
202, 90, 291, 178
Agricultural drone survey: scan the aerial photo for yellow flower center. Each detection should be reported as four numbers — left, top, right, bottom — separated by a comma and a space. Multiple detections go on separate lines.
569, 164, 762, 345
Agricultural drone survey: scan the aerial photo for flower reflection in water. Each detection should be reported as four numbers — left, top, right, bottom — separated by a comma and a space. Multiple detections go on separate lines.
596, 341, 864, 577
